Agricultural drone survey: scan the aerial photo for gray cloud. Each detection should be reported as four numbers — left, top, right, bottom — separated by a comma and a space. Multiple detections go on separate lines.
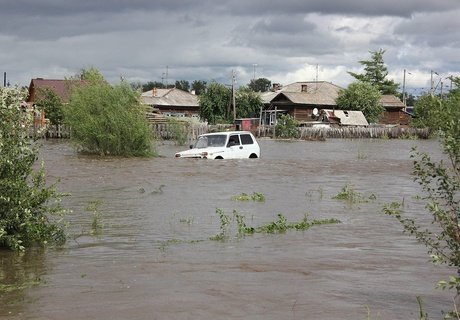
1, 0, 459, 92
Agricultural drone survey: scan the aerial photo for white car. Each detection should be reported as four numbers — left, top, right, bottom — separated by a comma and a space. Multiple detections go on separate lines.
175, 131, 260, 159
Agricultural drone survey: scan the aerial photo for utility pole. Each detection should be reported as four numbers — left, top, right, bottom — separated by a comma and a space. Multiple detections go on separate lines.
431, 70, 438, 95
3, 72, 6, 87
252, 64, 257, 81
232, 70, 236, 120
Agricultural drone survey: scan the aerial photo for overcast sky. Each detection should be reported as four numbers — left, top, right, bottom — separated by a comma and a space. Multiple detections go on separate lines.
1, 0, 459, 95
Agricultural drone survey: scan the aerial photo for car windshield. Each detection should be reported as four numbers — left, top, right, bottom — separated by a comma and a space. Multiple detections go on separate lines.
195, 134, 227, 148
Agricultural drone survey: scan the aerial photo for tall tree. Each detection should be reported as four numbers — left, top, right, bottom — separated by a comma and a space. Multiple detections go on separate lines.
348, 49, 399, 95
248, 78, 272, 92
198, 81, 231, 124
336, 81, 383, 123
235, 86, 263, 118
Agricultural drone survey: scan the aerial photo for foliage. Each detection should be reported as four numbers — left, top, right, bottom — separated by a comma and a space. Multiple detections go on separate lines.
235, 86, 264, 119
333, 183, 376, 207
167, 118, 188, 146
191, 80, 207, 95
175, 80, 190, 92
231, 192, 266, 202
35, 87, 65, 125
86, 200, 103, 236
348, 49, 399, 95
275, 114, 300, 138
0, 86, 66, 251
336, 81, 384, 123
383, 86, 460, 305
64, 71, 155, 156
248, 77, 271, 92
198, 81, 232, 124
210, 209, 340, 240
411, 94, 442, 128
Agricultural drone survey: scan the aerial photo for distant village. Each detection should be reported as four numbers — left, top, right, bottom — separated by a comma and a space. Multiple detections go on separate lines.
25, 77, 411, 135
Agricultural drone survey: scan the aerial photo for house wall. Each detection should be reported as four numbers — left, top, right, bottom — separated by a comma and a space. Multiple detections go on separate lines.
380, 110, 411, 125
292, 108, 314, 122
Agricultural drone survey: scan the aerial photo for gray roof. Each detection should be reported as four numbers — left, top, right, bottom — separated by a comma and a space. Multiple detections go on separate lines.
261, 81, 343, 106
322, 109, 369, 126
141, 88, 199, 107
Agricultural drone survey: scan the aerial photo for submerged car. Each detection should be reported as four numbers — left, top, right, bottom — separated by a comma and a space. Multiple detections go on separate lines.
175, 131, 260, 159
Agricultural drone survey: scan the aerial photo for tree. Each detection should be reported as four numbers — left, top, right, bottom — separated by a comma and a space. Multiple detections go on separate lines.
0, 86, 66, 250
336, 81, 384, 123
411, 94, 441, 128
198, 81, 231, 124
175, 80, 190, 92
383, 84, 460, 313
349, 49, 399, 95
64, 70, 155, 156
191, 80, 207, 95
35, 87, 65, 125
235, 86, 263, 118
248, 78, 271, 92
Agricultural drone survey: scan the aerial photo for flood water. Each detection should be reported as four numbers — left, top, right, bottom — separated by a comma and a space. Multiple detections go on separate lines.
0, 138, 454, 319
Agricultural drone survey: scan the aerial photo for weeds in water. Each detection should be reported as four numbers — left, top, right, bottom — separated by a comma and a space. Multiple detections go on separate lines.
332, 183, 377, 206
86, 200, 103, 235
232, 192, 266, 202
179, 216, 195, 225
210, 209, 340, 240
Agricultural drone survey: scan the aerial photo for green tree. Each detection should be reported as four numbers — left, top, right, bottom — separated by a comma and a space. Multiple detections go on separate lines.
349, 49, 399, 95
0, 86, 66, 251
248, 78, 271, 92
411, 94, 442, 128
65, 71, 155, 156
191, 80, 207, 95
198, 81, 231, 124
275, 114, 300, 138
336, 81, 384, 123
175, 80, 190, 92
383, 86, 460, 312
35, 87, 65, 125
235, 86, 263, 119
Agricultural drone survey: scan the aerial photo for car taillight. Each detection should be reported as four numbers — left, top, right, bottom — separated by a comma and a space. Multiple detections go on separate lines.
175, 154, 181, 158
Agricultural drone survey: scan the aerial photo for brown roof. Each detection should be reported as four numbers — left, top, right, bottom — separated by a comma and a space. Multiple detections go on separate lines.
27, 78, 85, 103
380, 95, 405, 109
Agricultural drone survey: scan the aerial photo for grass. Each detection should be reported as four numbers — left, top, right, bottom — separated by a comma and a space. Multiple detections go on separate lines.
232, 192, 266, 202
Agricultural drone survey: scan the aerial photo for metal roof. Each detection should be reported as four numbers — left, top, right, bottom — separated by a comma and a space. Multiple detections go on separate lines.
141, 88, 199, 107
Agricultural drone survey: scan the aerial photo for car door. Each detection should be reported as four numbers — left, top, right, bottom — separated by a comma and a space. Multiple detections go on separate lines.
226, 134, 244, 159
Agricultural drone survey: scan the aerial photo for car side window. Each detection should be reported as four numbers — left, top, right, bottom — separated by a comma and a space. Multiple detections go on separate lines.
240, 134, 254, 145
227, 135, 240, 147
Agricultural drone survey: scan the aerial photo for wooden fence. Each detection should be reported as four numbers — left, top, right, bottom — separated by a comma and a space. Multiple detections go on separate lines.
257, 125, 432, 140
30, 123, 431, 141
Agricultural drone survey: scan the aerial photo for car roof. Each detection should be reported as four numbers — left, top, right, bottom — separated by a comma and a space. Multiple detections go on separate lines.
200, 131, 253, 136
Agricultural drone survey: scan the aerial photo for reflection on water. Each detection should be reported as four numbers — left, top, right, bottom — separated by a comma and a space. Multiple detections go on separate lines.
0, 138, 453, 319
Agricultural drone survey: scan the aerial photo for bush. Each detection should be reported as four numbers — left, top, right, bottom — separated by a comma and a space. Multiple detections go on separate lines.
0, 87, 66, 251
65, 73, 156, 156
275, 114, 300, 138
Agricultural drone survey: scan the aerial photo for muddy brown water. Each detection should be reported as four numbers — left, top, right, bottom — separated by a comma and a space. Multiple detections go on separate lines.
0, 138, 454, 319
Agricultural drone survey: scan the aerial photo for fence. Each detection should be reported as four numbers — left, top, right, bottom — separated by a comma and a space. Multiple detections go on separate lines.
257, 125, 432, 140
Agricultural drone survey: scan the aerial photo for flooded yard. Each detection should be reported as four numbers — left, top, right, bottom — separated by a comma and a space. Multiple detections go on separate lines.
0, 138, 453, 319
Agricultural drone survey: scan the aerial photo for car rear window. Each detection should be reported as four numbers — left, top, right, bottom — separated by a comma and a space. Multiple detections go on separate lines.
240, 134, 254, 145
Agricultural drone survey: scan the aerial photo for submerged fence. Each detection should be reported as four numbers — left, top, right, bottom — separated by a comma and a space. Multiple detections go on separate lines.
31, 123, 431, 141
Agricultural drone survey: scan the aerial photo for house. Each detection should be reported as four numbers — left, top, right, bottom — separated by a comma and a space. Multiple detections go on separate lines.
141, 88, 199, 118
260, 81, 342, 125
27, 78, 84, 104
379, 95, 412, 125
261, 81, 411, 125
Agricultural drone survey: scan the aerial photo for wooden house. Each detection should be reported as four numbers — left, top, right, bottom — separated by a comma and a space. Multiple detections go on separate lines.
141, 88, 199, 119
261, 81, 411, 125
27, 78, 84, 104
